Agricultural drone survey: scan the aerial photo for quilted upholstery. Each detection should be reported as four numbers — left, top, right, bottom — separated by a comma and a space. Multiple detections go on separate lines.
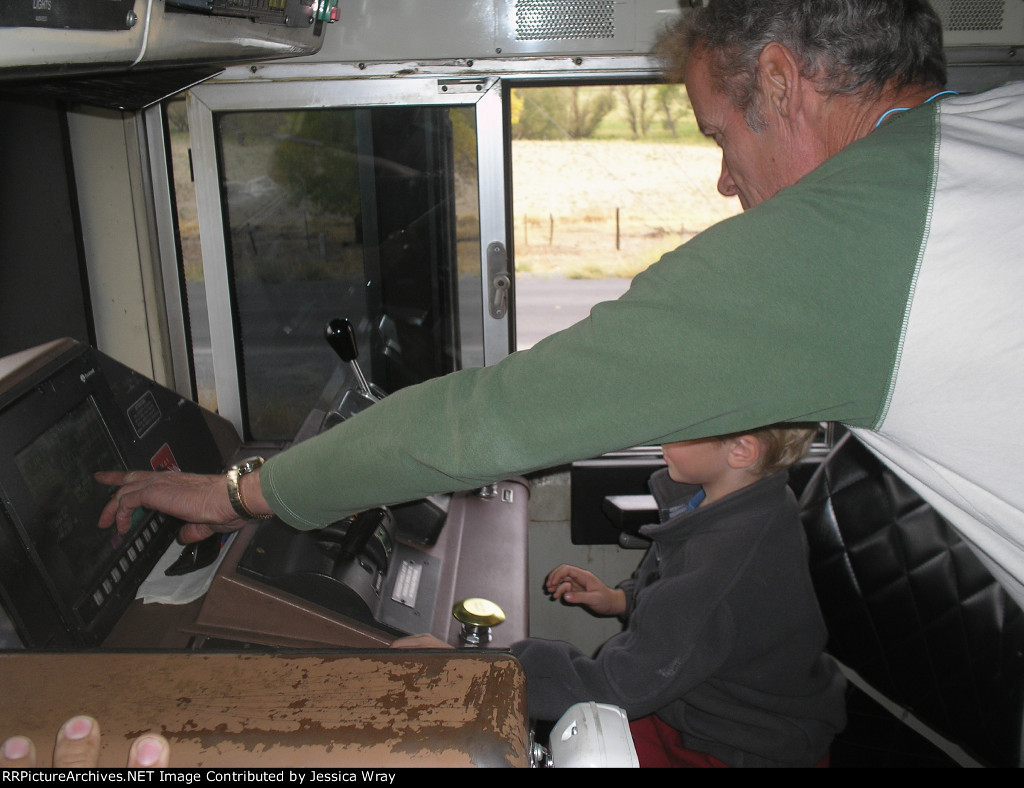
798, 433, 1024, 767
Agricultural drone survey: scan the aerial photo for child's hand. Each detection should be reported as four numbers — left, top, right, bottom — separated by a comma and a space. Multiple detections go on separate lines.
545, 564, 626, 616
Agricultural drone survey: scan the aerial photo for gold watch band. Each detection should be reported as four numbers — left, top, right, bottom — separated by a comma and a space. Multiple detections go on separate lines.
226, 457, 273, 520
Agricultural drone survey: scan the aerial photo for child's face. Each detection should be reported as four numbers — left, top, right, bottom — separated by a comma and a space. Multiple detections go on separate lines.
661, 437, 734, 486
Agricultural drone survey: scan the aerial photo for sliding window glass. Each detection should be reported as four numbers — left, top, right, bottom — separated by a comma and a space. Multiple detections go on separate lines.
184, 73, 503, 442
203, 102, 484, 441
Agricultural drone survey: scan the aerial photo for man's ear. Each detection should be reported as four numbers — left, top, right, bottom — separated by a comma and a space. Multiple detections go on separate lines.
757, 41, 802, 120
727, 434, 763, 471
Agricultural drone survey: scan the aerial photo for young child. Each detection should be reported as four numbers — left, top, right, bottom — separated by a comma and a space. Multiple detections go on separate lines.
511, 424, 846, 767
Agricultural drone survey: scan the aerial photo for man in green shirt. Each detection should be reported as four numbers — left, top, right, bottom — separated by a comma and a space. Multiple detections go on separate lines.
98, 0, 1024, 608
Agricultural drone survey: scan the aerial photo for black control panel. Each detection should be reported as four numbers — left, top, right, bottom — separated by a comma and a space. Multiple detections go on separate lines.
0, 0, 138, 31
236, 500, 448, 637
0, 340, 229, 648
0, 0, 337, 31
228, 318, 454, 639
165, 0, 337, 28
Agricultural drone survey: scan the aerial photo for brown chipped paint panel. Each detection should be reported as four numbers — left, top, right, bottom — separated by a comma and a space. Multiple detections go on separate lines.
0, 651, 529, 767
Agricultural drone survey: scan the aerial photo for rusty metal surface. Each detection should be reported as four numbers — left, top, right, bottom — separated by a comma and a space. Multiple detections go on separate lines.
0, 651, 528, 767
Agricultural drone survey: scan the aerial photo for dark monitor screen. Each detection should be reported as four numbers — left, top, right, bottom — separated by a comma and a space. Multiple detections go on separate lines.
13, 396, 129, 612
0, 341, 189, 647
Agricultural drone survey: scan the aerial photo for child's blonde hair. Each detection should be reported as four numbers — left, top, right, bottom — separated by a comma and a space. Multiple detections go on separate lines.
724, 423, 819, 477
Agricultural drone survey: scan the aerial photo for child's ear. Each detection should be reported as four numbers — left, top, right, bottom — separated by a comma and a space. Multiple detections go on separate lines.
727, 434, 762, 471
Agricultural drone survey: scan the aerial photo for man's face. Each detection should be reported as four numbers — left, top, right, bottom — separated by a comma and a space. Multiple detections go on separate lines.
684, 45, 810, 210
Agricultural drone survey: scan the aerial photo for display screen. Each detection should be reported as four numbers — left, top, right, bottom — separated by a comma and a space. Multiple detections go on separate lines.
13, 397, 129, 607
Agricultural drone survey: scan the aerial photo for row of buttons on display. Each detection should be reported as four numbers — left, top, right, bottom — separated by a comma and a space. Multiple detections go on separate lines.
87, 515, 164, 612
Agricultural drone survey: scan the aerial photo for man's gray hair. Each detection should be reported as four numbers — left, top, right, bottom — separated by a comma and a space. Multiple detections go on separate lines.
659, 0, 947, 130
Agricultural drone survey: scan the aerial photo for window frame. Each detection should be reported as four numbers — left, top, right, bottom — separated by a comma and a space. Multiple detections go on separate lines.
171, 72, 508, 438
149, 58, 666, 439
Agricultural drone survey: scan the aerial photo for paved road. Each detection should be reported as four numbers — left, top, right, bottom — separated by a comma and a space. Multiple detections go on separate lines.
514, 275, 632, 350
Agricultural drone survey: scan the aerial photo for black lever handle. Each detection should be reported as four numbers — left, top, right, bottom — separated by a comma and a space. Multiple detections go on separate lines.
325, 317, 359, 363
338, 508, 388, 562
325, 317, 374, 398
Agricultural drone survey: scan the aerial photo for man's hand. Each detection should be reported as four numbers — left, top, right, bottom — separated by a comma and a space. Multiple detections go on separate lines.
545, 564, 627, 617
1, 716, 170, 768
95, 470, 250, 544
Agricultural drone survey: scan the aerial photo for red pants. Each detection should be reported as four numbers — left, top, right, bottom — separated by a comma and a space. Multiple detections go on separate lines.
629, 715, 830, 768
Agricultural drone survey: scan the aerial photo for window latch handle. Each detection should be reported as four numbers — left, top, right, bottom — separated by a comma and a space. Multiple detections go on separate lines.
487, 242, 510, 319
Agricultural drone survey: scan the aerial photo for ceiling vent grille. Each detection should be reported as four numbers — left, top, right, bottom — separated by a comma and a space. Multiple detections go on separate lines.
930, 0, 1024, 45
932, 0, 1006, 32
514, 0, 617, 41
494, 0, 636, 55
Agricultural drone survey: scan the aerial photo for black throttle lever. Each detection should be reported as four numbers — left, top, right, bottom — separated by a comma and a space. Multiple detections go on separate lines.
325, 317, 376, 400
323, 318, 386, 426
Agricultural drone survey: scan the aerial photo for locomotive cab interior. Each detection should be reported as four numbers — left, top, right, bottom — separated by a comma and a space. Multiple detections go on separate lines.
1, 0, 1024, 769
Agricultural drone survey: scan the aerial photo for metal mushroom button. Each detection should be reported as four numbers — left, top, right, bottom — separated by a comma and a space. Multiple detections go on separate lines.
452, 598, 506, 646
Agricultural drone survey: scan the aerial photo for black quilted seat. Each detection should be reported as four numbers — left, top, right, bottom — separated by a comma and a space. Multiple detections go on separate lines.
798, 433, 1024, 767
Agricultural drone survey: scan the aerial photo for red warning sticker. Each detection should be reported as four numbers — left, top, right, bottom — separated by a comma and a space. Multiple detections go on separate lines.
150, 443, 180, 472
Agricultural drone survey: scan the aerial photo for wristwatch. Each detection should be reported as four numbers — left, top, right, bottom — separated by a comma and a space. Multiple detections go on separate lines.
226, 456, 273, 520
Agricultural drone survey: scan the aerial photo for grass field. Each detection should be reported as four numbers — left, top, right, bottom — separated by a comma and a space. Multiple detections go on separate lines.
512, 139, 740, 279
